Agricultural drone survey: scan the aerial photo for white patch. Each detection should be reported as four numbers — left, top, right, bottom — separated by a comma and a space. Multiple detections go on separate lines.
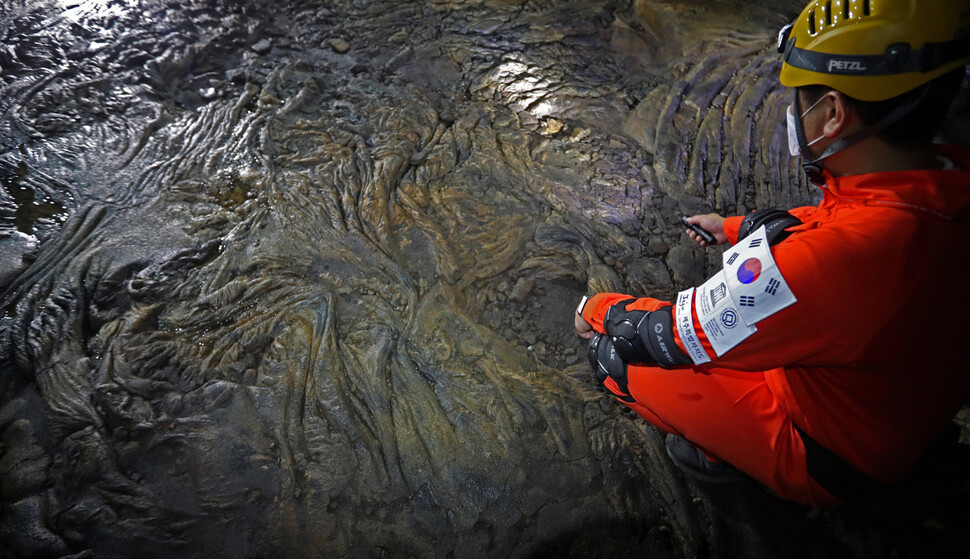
676, 288, 710, 365
696, 270, 757, 357
722, 225, 797, 326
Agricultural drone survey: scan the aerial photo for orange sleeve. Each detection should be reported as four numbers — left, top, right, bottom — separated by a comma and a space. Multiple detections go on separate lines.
684, 213, 903, 371
724, 206, 816, 246
580, 293, 671, 335
723, 216, 744, 245
582, 207, 897, 372
788, 206, 818, 222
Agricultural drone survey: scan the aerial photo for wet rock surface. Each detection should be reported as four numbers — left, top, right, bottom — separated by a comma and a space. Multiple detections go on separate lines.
1, 0, 969, 557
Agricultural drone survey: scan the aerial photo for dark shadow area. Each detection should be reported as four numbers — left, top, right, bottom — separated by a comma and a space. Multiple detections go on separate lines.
691, 424, 970, 559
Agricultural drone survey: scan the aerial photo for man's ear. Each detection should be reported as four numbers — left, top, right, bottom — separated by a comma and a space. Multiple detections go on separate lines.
822, 91, 852, 138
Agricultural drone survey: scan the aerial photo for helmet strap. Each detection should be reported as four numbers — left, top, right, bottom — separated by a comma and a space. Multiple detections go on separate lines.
800, 83, 932, 185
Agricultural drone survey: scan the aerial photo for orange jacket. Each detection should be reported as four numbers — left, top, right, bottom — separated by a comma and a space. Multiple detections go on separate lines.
582, 144, 970, 484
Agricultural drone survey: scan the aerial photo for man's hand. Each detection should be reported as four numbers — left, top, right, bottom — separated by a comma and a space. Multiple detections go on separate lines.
684, 214, 728, 247
575, 311, 595, 339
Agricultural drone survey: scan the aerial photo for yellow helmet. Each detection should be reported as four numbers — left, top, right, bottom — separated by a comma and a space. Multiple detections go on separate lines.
778, 0, 970, 101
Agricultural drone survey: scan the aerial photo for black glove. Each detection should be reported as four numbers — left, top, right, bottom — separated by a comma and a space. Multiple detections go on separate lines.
586, 333, 635, 402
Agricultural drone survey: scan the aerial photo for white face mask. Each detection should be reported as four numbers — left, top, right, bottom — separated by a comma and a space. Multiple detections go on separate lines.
786, 95, 827, 157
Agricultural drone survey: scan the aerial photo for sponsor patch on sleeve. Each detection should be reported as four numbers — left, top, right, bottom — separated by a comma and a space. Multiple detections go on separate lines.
695, 270, 757, 357
722, 225, 797, 326
675, 288, 711, 366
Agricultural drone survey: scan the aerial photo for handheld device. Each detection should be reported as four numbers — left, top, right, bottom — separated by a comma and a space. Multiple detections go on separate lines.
680, 216, 716, 244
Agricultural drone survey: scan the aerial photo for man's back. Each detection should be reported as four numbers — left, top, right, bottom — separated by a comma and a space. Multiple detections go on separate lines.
767, 144, 970, 484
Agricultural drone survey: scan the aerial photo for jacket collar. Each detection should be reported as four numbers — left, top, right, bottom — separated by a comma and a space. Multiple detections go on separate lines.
819, 144, 970, 220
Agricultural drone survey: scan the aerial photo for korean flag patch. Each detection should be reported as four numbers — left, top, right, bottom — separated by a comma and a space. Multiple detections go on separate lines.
722, 225, 797, 326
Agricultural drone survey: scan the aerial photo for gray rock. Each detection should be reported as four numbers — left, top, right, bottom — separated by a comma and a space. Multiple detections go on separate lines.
252, 38, 272, 54
0, 231, 37, 288
329, 37, 350, 53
